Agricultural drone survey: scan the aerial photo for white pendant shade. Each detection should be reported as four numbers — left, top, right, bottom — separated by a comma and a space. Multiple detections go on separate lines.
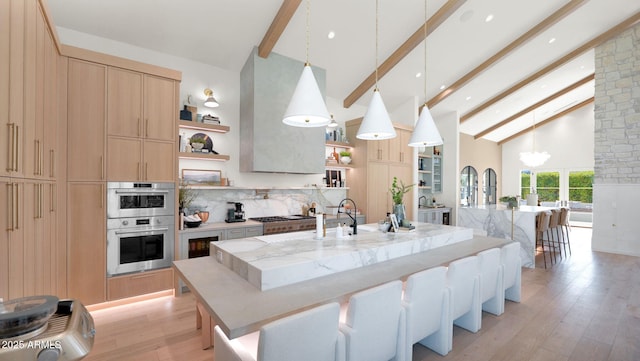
282, 65, 330, 127
408, 105, 443, 147
357, 89, 396, 140
519, 151, 550, 168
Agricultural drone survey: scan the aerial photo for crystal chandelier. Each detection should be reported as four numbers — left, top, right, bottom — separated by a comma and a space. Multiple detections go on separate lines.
519, 112, 549, 168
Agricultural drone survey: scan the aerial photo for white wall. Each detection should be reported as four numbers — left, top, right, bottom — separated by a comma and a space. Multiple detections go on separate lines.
57, 27, 368, 188
500, 103, 595, 197
437, 112, 460, 224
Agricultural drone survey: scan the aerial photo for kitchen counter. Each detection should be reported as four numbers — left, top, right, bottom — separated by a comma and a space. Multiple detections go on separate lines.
179, 219, 263, 234
458, 204, 560, 268
213, 222, 472, 290
173, 234, 512, 342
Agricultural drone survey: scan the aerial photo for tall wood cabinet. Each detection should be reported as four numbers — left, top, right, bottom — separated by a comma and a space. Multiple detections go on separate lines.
1, 0, 65, 301
65, 48, 180, 305
346, 118, 415, 223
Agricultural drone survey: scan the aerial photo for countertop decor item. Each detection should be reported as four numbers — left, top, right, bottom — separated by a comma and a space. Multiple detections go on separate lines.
190, 133, 213, 153
499, 196, 519, 209
339, 151, 352, 164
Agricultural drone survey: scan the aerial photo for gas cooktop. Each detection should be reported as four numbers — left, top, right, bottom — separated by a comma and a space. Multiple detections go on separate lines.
250, 215, 316, 223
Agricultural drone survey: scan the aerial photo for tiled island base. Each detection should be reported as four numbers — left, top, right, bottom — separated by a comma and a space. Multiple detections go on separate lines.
212, 222, 473, 290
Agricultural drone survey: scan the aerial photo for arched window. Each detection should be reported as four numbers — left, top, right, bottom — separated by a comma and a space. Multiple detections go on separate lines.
460, 166, 478, 206
483, 168, 497, 205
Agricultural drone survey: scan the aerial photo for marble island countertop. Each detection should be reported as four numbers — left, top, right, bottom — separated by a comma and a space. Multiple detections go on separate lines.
212, 222, 473, 290
461, 204, 558, 212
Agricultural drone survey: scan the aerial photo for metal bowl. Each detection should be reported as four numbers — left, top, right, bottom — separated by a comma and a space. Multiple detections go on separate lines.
184, 220, 202, 228
0, 295, 59, 338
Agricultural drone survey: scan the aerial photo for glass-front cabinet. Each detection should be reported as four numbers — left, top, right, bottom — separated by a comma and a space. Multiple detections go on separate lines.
417, 146, 442, 207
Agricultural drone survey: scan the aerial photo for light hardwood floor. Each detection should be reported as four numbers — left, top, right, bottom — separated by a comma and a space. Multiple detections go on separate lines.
83, 227, 640, 361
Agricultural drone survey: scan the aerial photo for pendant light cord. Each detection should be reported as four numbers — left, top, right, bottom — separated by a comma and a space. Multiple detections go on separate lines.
374, 0, 379, 91
423, 0, 427, 105
305, 0, 310, 65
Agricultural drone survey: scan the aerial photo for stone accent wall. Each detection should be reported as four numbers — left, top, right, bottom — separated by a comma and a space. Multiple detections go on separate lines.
593, 23, 640, 183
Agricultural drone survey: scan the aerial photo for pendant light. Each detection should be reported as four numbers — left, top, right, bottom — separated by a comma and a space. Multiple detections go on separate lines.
282, 0, 330, 127
408, 0, 443, 147
356, 0, 396, 140
327, 114, 338, 128
519, 112, 550, 168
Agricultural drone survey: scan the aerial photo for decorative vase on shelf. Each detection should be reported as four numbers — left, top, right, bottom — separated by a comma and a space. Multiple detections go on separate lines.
393, 203, 405, 225
340, 156, 351, 164
191, 142, 204, 151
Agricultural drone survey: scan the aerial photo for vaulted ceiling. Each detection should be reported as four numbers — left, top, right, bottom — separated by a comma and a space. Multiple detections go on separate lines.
47, 0, 640, 143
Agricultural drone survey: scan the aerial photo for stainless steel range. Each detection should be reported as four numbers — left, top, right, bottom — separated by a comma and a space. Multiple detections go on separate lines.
250, 215, 317, 235
0, 296, 95, 361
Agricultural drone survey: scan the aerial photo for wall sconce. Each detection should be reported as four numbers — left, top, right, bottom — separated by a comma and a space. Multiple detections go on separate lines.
204, 88, 219, 108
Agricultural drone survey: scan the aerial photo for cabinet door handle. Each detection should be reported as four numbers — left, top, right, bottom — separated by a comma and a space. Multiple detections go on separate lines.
34, 140, 39, 176
145, 162, 148, 181
100, 156, 104, 180
145, 118, 149, 137
6, 123, 13, 172
14, 125, 19, 172
137, 162, 141, 181
50, 183, 54, 212
50, 149, 55, 178
100, 183, 104, 209
6, 183, 12, 231
137, 118, 141, 137
13, 183, 19, 230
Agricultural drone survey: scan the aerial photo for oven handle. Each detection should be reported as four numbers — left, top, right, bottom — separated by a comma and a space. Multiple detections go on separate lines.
114, 189, 171, 194
114, 227, 170, 235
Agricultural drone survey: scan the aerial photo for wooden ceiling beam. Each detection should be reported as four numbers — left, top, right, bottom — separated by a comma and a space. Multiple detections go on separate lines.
343, 0, 466, 108
474, 73, 594, 139
461, 11, 640, 123
428, 0, 587, 110
258, 0, 302, 58
497, 97, 594, 145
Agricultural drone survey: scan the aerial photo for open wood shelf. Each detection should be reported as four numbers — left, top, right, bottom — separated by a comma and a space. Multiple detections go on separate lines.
325, 141, 353, 148
178, 152, 230, 161
178, 120, 230, 133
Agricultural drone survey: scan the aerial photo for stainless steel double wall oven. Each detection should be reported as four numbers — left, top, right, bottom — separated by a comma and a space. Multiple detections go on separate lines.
106, 182, 175, 277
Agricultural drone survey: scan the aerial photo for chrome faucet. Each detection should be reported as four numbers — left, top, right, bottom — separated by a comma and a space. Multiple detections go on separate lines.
337, 198, 358, 235
418, 196, 427, 208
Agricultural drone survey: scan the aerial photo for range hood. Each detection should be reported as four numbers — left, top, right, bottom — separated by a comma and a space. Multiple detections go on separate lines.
240, 47, 325, 174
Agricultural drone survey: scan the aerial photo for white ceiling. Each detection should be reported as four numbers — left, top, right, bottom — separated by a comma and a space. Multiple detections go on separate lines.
47, 0, 640, 142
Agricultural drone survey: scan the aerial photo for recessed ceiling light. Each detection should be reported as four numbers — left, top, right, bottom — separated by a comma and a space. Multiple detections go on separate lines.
548, 37, 556, 44
485, 14, 494, 22
439, 85, 446, 90
416, 72, 422, 78
466, 96, 471, 101
327, 31, 335, 39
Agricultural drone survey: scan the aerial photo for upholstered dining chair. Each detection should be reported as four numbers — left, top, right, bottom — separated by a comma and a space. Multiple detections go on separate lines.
501, 242, 521, 303
402, 266, 450, 359
213, 302, 345, 361
340, 280, 405, 361
547, 208, 562, 261
446, 256, 481, 352
477, 248, 504, 316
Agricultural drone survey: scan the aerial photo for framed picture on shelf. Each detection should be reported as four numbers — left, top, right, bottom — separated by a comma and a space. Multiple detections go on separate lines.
390, 214, 399, 233
181, 169, 222, 185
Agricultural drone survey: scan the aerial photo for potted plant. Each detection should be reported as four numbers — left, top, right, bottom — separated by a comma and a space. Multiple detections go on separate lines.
339, 151, 352, 164
190, 135, 206, 151
389, 177, 414, 224
499, 196, 518, 209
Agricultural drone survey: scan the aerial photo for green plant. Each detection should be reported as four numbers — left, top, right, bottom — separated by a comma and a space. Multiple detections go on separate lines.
179, 180, 197, 209
190, 135, 206, 144
339, 151, 351, 157
389, 177, 414, 205
499, 196, 518, 208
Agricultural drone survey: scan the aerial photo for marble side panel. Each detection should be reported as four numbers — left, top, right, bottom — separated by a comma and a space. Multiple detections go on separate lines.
212, 223, 473, 290
458, 206, 539, 268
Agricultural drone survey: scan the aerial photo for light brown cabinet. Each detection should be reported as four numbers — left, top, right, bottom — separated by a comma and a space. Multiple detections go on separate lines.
0, 0, 65, 301
346, 118, 414, 223
67, 182, 106, 305
67, 59, 106, 182
107, 268, 173, 301
106, 69, 177, 182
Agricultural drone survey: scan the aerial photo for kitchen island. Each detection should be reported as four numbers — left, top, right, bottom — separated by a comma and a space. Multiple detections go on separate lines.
458, 204, 559, 268
173, 222, 512, 347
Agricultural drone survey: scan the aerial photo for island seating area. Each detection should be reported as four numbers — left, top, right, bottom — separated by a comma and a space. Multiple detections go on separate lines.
173, 224, 520, 354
